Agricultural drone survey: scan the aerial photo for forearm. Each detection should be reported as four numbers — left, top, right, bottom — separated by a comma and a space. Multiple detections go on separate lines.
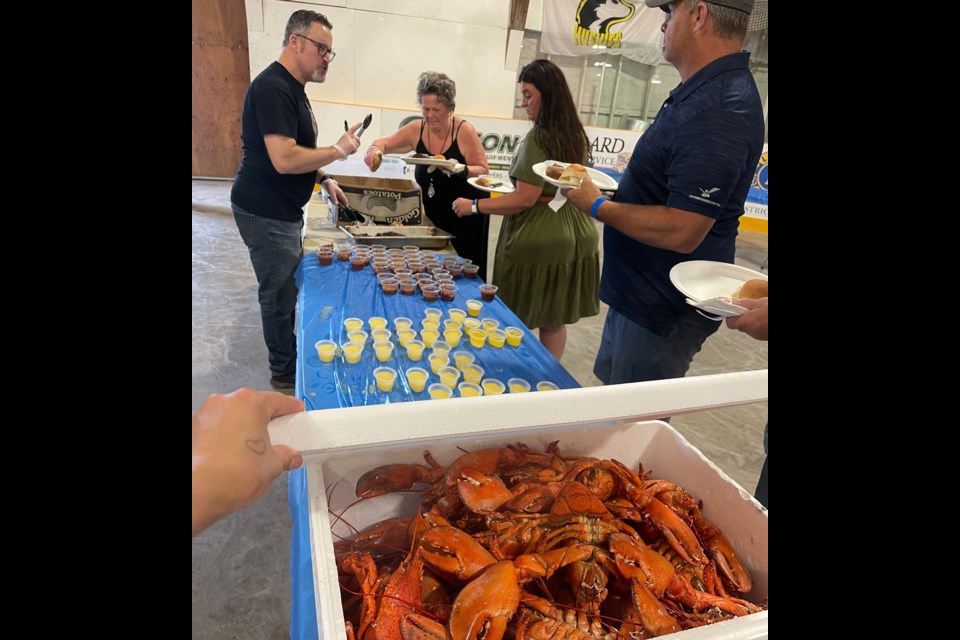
192, 458, 233, 536
594, 201, 712, 253
476, 194, 530, 217
274, 145, 346, 175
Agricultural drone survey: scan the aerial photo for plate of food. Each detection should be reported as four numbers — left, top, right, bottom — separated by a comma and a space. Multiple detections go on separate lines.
532, 161, 619, 191
467, 175, 515, 194
669, 260, 767, 318
397, 154, 462, 171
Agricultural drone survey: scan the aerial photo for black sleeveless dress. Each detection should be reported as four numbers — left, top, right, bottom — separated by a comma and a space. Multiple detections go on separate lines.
415, 119, 491, 282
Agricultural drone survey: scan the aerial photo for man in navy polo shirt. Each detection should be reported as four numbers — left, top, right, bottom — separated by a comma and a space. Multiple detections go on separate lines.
568, 0, 764, 385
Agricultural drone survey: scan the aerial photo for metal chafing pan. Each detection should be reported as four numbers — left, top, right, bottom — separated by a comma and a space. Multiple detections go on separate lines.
339, 224, 454, 249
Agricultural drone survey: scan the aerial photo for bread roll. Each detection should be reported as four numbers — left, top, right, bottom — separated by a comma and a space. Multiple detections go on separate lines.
545, 163, 565, 180
433, 154, 446, 160
476, 177, 494, 186
733, 278, 767, 299
559, 163, 588, 187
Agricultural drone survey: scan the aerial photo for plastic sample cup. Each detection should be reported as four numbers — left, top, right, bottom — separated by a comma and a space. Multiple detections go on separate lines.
374, 341, 395, 362
405, 339, 425, 361
406, 367, 429, 393
458, 381, 483, 397
505, 326, 524, 347
482, 378, 506, 395
371, 328, 393, 342
372, 366, 397, 392
469, 329, 487, 349
439, 284, 458, 302
396, 329, 416, 347
431, 340, 452, 358
466, 299, 483, 317
462, 363, 485, 385
481, 319, 501, 332
317, 250, 334, 266
487, 328, 506, 348
428, 383, 452, 400
421, 319, 440, 332
462, 318, 481, 333
448, 308, 467, 323
421, 329, 440, 347
393, 317, 413, 331
438, 366, 461, 389
380, 278, 399, 295
508, 377, 531, 393
453, 350, 475, 371
368, 316, 388, 330
479, 284, 498, 301
536, 381, 560, 392
315, 339, 337, 363
429, 353, 450, 375
421, 284, 440, 302
423, 307, 443, 321
344, 317, 364, 332
400, 280, 417, 295
342, 342, 364, 364
462, 264, 480, 279
347, 330, 369, 346
443, 328, 462, 348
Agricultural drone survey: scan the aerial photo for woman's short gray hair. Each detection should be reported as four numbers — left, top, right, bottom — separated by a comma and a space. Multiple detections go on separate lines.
416, 72, 456, 111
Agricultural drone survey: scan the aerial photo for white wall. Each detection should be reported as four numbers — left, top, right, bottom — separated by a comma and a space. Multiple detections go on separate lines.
246, 1, 518, 117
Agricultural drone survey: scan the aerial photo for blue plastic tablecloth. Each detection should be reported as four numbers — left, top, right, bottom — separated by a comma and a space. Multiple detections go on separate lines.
286, 253, 580, 639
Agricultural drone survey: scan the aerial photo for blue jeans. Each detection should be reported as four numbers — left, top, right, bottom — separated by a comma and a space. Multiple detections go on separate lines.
593, 306, 721, 384
233, 206, 303, 376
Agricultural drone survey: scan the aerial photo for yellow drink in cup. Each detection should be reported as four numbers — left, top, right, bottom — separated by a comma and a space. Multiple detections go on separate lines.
421, 319, 440, 332
466, 299, 483, 317
431, 340, 452, 358
374, 366, 397, 392
369, 316, 388, 330
458, 381, 483, 397
428, 383, 452, 399
423, 307, 443, 321
505, 327, 524, 347
443, 328, 462, 347
405, 340, 425, 361
406, 367, 429, 392
443, 319, 461, 332
487, 328, 506, 348
347, 330, 368, 346
344, 317, 364, 332
393, 317, 413, 331
453, 350, 475, 371
448, 308, 467, 323
482, 378, 506, 395
375, 341, 395, 362
343, 342, 363, 364
397, 329, 416, 347
481, 319, 500, 332
371, 328, 392, 343
439, 366, 461, 388
508, 377, 531, 393
421, 329, 440, 347
315, 340, 337, 363
536, 381, 560, 392
469, 329, 487, 348
429, 353, 450, 375
462, 363, 485, 384
462, 318, 481, 332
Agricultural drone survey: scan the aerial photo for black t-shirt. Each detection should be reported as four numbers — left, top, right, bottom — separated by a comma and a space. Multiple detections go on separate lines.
231, 62, 318, 221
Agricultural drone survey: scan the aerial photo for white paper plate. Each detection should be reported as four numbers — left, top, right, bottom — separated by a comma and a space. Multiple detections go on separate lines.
669, 261, 767, 318
467, 176, 514, 194
532, 161, 619, 191
398, 155, 460, 170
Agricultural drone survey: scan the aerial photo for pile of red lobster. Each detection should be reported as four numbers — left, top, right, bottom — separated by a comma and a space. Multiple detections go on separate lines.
334, 442, 766, 640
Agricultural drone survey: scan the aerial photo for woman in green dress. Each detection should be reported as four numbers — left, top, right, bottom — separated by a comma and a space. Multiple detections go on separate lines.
452, 59, 599, 360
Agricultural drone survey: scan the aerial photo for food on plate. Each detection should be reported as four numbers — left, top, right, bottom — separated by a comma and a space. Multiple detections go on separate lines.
559, 163, 588, 187
412, 153, 430, 158
371, 148, 383, 171
476, 176, 498, 187
732, 278, 768, 299
545, 163, 565, 180
433, 154, 446, 160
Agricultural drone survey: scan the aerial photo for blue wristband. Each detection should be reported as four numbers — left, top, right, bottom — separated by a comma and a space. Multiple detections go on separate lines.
590, 196, 607, 220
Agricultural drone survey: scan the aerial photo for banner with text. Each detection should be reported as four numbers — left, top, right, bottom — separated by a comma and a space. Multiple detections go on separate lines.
540, 1, 667, 66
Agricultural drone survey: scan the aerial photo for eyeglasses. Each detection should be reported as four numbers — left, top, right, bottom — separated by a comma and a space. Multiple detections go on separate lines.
295, 33, 336, 60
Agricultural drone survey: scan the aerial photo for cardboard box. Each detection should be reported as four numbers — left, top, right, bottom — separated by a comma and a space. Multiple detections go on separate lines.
329, 175, 424, 225
302, 420, 767, 640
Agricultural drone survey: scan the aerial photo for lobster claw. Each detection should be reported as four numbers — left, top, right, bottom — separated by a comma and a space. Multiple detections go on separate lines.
457, 469, 514, 512
449, 561, 520, 640
419, 526, 496, 583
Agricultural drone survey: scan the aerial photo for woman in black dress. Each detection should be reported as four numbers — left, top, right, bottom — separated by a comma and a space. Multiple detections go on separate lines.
363, 72, 491, 281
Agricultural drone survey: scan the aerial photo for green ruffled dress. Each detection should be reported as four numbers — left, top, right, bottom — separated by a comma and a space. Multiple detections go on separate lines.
492, 131, 600, 328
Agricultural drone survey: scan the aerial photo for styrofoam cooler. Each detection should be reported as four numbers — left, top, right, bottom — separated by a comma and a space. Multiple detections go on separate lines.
270, 370, 769, 640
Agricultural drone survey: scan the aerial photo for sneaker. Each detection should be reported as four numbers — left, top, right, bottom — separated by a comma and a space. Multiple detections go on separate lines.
269, 372, 296, 389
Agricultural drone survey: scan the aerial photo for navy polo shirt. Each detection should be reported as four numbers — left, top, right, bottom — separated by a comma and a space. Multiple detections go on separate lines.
231, 62, 319, 222
601, 52, 764, 337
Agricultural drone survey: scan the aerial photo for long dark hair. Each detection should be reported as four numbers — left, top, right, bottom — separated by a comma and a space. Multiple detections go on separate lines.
518, 59, 590, 165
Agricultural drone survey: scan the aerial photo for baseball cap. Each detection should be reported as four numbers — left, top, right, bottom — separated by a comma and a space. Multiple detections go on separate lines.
646, 0, 754, 13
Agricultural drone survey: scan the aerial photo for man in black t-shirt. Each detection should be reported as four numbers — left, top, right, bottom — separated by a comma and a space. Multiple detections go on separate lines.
231, 10, 363, 389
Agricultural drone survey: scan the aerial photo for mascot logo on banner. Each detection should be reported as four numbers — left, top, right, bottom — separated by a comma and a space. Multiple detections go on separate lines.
574, 0, 637, 49
748, 151, 768, 205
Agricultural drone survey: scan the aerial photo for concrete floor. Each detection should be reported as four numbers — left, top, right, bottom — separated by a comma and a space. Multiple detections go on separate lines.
191, 178, 768, 639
